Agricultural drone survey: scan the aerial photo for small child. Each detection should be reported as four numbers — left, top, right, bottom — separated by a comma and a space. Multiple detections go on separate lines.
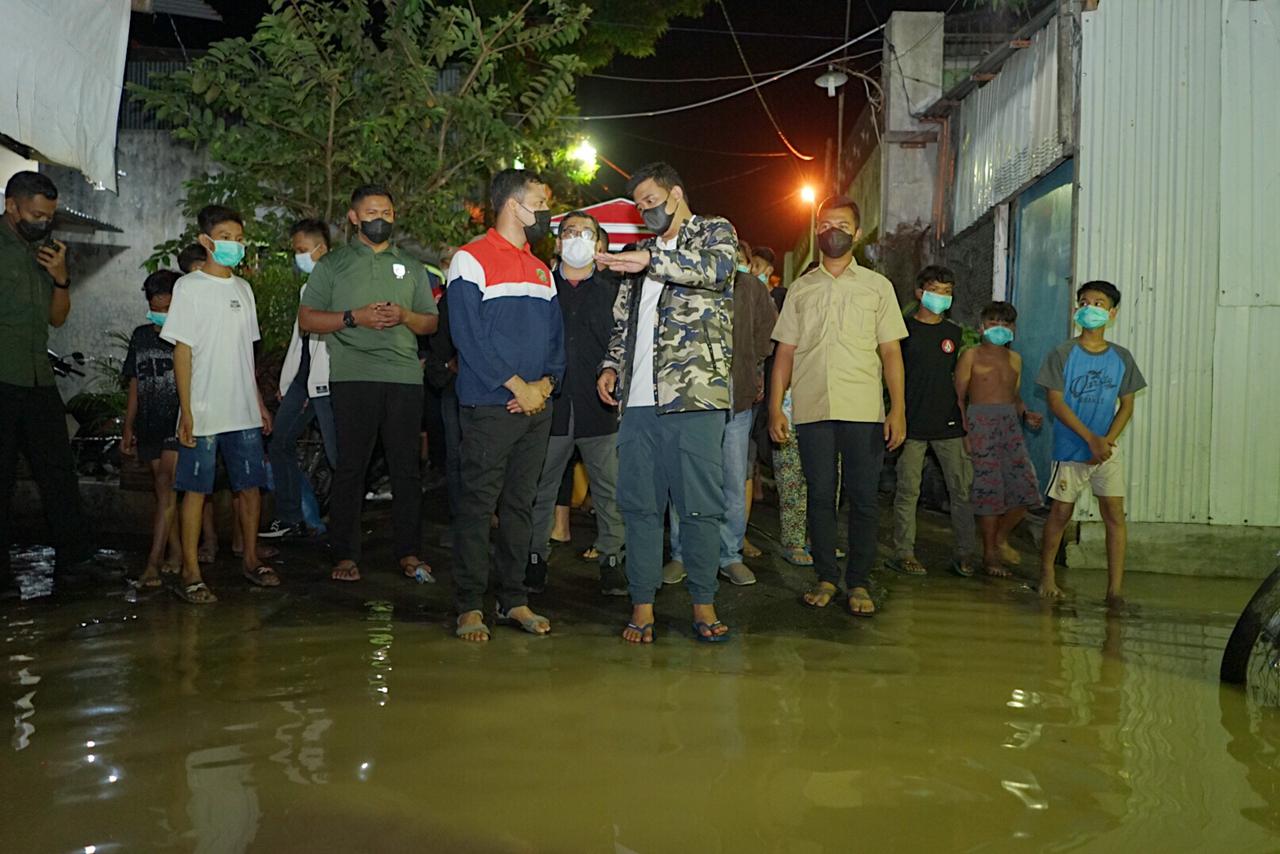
891, 265, 977, 577
1035, 280, 1146, 602
954, 302, 1044, 576
121, 270, 183, 588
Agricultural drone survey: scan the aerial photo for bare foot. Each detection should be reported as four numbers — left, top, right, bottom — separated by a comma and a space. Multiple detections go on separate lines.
692, 603, 729, 639
847, 587, 876, 616
1037, 579, 1064, 598
984, 563, 1012, 578
136, 564, 163, 588
803, 581, 838, 608
457, 610, 490, 643
998, 541, 1022, 565
331, 561, 361, 582
742, 536, 763, 558
623, 604, 656, 644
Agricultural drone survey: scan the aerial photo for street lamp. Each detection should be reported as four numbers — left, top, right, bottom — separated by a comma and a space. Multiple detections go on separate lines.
800, 185, 817, 266
569, 139, 597, 169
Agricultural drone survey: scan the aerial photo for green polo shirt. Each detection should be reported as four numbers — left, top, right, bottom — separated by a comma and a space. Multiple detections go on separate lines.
300, 240, 437, 385
0, 223, 56, 387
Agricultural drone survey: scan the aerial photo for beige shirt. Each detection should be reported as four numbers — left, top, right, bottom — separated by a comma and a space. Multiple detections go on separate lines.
772, 259, 908, 424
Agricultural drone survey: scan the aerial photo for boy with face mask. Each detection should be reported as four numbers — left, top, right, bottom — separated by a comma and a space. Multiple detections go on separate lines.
164, 205, 278, 602
890, 265, 977, 577
955, 301, 1044, 578
1035, 281, 1146, 602
122, 270, 183, 588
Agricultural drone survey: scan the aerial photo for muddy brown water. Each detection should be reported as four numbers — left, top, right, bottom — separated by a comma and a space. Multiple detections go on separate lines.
2, 534, 1279, 853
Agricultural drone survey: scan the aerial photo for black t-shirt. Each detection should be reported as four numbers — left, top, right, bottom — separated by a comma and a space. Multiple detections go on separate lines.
122, 323, 178, 444
901, 316, 965, 440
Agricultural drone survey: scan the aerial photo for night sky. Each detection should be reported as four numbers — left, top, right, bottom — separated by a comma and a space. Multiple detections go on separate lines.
132, 0, 960, 252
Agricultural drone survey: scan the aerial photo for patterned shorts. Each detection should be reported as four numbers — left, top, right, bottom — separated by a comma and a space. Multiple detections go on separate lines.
967, 403, 1042, 517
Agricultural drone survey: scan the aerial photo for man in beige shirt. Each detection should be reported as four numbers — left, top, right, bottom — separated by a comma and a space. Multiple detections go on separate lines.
768, 195, 908, 616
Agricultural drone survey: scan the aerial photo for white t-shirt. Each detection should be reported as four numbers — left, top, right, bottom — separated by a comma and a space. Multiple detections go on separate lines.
161, 270, 262, 436
626, 227, 681, 409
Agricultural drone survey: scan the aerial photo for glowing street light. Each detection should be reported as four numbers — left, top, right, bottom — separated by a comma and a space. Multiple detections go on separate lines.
800, 185, 816, 205
569, 139, 597, 168
800, 185, 818, 266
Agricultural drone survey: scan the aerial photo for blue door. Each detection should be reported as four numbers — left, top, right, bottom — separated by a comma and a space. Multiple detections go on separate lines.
1010, 159, 1074, 492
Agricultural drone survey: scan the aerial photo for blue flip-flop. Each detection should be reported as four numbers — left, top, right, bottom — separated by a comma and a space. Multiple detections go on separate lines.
624, 622, 655, 644
692, 621, 730, 643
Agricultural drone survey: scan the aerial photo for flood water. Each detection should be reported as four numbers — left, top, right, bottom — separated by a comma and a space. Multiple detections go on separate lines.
3, 524, 1280, 853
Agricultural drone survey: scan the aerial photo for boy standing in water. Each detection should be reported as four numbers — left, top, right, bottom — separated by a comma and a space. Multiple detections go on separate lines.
1035, 281, 1145, 602
121, 270, 183, 588
955, 302, 1043, 577
891, 265, 977, 577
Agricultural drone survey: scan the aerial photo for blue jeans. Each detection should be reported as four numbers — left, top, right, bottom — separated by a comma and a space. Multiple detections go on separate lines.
669, 406, 753, 568
268, 379, 337, 525
176, 428, 269, 494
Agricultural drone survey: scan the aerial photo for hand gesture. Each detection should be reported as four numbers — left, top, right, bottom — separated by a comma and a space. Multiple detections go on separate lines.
36, 239, 68, 285
884, 409, 907, 452
260, 403, 273, 436
1086, 433, 1113, 464
508, 378, 547, 416
594, 250, 651, 274
1023, 411, 1044, 431
121, 426, 137, 458
375, 301, 405, 328
178, 410, 196, 448
597, 368, 619, 406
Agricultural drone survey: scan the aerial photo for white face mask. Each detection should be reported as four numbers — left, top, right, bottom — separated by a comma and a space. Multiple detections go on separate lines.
559, 235, 595, 269
295, 251, 316, 274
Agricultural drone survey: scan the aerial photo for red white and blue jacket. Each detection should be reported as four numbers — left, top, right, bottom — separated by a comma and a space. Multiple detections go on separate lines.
446, 228, 566, 407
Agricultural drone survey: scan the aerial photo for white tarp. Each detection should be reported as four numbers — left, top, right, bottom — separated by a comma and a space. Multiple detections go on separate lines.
0, 0, 130, 192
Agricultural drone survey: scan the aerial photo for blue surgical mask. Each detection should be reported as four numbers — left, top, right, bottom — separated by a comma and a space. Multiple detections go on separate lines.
921, 291, 952, 314
1075, 305, 1111, 329
211, 239, 245, 267
736, 264, 749, 273
295, 252, 316, 274
146, 310, 168, 327
983, 325, 1014, 346
757, 272, 768, 284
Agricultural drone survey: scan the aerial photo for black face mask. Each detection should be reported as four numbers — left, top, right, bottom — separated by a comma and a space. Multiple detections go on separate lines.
16, 217, 53, 243
817, 228, 854, 259
359, 217, 393, 244
641, 195, 676, 235
522, 207, 552, 244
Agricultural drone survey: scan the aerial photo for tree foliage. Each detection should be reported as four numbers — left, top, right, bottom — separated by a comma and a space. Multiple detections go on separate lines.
132, 0, 596, 260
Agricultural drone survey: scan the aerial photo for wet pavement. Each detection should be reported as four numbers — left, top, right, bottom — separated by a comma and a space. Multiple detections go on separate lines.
3, 499, 1280, 853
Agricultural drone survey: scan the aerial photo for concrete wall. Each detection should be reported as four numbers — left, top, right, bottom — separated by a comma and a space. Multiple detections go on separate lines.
44, 130, 209, 396
880, 12, 943, 234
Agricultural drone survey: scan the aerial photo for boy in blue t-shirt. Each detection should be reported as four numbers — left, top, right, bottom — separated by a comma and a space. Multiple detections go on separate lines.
1035, 280, 1147, 602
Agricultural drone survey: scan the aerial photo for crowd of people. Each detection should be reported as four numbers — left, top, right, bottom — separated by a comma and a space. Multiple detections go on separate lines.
0, 163, 1145, 642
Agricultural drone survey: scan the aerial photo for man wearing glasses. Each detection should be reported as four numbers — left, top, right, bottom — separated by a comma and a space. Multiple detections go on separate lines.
524, 211, 626, 597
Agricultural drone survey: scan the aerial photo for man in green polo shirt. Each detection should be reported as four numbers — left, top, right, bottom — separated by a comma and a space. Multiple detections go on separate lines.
299, 184, 439, 583
0, 171, 91, 584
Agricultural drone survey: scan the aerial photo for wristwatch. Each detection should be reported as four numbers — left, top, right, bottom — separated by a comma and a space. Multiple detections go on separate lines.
53, 278, 70, 290
343, 309, 356, 328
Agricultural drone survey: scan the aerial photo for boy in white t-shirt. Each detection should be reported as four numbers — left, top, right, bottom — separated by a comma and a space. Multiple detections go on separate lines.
162, 205, 278, 603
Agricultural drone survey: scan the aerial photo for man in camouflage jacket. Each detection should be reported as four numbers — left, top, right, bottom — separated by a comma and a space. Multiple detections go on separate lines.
595, 162, 737, 645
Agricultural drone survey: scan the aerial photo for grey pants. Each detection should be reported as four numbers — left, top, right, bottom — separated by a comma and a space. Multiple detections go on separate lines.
528, 405, 624, 560
892, 437, 977, 559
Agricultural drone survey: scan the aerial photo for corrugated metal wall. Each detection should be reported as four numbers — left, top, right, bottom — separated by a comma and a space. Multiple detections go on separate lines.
951, 17, 1063, 235
1076, 0, 1280, 528
1211, 0, 1280, 527
1074, 0, 1221, 524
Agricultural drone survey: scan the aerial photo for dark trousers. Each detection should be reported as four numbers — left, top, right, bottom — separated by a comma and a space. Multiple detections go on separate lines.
0, 383, 90, 571
796, 420, 884, 590
329, 381, 424, 563
452, 405, 552, 614
440, 384, 463, 518
616, 407, 726, 605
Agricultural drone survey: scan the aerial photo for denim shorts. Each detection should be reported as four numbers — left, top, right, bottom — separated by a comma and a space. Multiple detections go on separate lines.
176, 428, 269, 494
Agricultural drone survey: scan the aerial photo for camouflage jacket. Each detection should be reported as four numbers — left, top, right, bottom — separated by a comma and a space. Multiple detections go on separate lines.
600, 215, 737, 415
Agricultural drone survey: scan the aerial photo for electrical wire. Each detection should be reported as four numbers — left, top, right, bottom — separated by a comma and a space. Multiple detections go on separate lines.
714, 0, 813, 162
687, 161, 778, 190
561, 23, 885, 121
613, 130, 792, 158
593, 21, 849, 42
586, 48, 881, 84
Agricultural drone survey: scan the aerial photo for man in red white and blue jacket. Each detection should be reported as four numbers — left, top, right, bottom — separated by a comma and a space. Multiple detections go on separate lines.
447, 168, 565, 642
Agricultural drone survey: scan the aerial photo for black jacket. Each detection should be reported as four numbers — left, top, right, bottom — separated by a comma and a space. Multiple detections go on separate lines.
552, 264, 620, 438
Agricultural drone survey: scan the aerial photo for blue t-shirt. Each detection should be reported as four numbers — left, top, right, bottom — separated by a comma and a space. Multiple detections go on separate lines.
1036, 340, 1147, 463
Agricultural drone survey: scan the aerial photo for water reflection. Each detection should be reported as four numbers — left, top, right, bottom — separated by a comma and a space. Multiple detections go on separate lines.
2, 554, 1279, 852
